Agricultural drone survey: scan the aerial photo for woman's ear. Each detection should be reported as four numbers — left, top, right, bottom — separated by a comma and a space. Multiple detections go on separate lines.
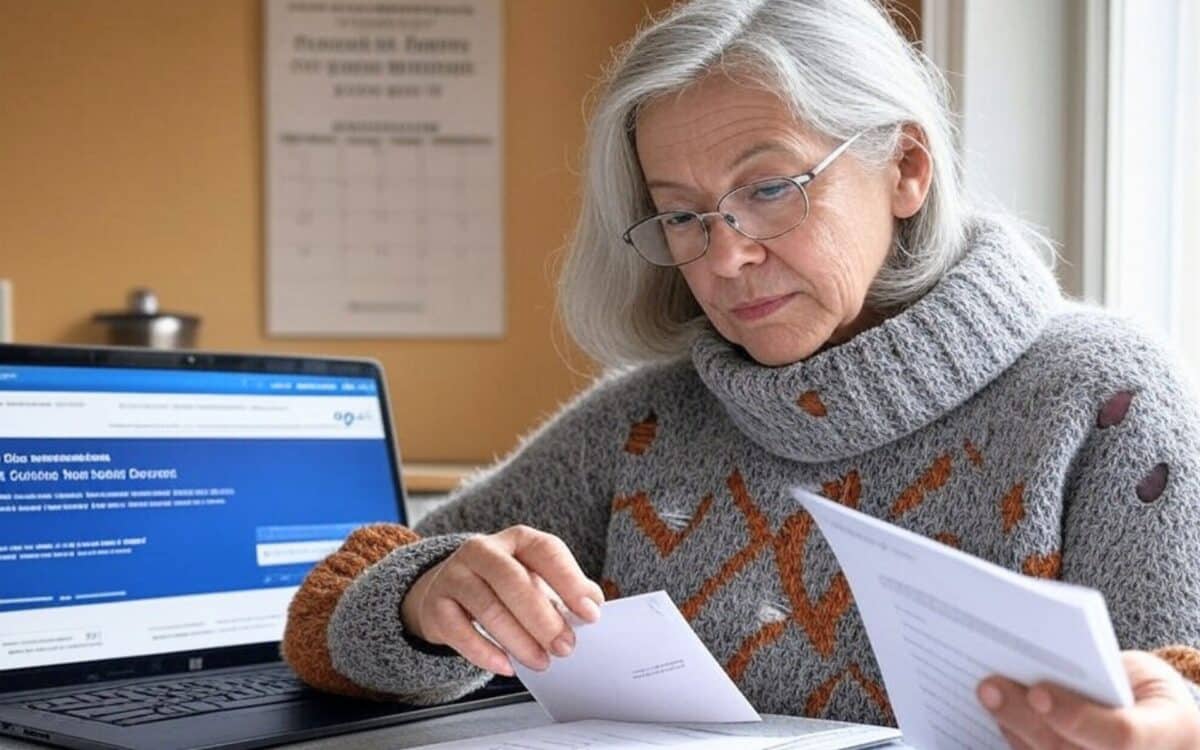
891, 124, 933, 220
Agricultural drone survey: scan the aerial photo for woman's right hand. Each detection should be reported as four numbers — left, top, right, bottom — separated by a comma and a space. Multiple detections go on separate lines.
399, 525, 605, 676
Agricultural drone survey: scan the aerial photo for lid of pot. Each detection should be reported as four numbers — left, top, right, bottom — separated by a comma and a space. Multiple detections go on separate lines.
93, 288, 199, 325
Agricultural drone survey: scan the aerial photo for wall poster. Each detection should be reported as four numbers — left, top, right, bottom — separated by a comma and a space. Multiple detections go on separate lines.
265, 0, 503, 337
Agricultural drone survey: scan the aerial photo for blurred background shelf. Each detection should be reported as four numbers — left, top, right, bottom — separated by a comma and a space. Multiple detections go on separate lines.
403, 462, 479, 526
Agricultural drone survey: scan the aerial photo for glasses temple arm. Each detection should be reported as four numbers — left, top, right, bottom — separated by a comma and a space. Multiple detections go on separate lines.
806, 130, 867, 179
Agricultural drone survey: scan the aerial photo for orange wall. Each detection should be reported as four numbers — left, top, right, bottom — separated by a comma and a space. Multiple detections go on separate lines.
0, 0, 669, 463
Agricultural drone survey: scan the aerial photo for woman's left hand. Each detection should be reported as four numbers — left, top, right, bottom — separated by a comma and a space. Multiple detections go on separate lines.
978, 650, 1200, 749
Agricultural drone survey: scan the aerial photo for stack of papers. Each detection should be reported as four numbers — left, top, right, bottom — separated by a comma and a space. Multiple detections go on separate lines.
407, 718, 900, 749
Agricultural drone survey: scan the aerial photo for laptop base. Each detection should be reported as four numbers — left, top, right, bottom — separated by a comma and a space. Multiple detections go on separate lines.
0, 664, 530, 750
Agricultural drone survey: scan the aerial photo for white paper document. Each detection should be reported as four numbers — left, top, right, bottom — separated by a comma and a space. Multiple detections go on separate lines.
794, 489, 1134, 750
509, 591, 760, 724
406, 718, 901, 750
406, 720, 785, 750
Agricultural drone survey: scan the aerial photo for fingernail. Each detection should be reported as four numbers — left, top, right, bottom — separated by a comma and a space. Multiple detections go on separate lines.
1028, 688, 1052, 715
493, 656, 513, 676
979, 683, 1003, 710
578, 597, 601, 622
551, 635, 573, 657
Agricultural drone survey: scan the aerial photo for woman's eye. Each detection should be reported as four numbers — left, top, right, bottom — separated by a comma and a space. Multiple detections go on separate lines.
661, 212, 696, 229
750, 180, 794, 201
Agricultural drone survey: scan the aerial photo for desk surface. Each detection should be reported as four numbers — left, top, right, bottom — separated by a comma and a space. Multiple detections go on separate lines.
0, 700, 553, 750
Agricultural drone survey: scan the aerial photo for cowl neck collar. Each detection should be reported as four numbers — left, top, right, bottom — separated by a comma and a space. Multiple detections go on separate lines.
691, 219, 1061, 462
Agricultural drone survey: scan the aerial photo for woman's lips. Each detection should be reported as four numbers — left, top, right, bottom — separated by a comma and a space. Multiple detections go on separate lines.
731, 292, 798, 321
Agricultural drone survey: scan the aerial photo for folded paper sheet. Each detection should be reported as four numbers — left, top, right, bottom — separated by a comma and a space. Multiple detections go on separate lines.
509, 590, 761, 724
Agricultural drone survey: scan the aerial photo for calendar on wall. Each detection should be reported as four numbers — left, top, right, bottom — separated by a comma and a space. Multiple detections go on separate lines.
264, 0, 504, 337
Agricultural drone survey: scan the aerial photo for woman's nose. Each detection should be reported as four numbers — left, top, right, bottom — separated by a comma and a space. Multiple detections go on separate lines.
704, 214, 765, 277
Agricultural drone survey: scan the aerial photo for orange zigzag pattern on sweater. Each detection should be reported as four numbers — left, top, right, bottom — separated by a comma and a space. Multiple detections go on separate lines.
611, 471, 861, 680
805, 662, 895, 723
611, 491, 714, 556
611, 444, 989, 717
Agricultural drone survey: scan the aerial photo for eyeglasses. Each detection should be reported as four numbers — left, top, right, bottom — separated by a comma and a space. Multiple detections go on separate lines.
621, 131, 865, 267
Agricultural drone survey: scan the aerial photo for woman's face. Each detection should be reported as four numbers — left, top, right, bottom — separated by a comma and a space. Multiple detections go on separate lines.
634, 75, 928, 366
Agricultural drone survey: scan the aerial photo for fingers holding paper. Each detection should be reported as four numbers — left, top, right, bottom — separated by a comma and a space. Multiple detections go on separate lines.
400, 525, 604, 675
979, 650, 1200, 749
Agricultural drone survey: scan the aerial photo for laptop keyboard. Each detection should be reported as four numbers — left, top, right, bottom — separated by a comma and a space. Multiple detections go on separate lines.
24, 667, 307, 726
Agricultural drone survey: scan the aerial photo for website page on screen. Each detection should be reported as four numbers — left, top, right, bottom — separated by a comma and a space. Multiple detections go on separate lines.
0, 364, 402, 671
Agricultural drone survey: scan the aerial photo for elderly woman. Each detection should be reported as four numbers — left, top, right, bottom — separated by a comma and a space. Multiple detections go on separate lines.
282, 0, 1200, 746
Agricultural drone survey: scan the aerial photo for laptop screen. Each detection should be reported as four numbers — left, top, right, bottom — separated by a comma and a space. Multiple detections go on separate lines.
0, 358, 404, 672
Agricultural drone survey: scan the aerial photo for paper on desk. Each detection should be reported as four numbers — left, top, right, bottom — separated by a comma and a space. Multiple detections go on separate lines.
794, 488, 1133, 750
405, 718, 903, 750
507, 590, 760, 723
404, 720, 788, 750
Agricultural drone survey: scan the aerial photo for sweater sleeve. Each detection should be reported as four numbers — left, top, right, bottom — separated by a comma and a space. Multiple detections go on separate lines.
279, 523, 452, 700
1057, 320, 1200, 690
282, 369, 641, 703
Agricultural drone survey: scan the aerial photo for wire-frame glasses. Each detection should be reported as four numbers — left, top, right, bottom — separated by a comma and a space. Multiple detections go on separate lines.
622, 131, 865, 267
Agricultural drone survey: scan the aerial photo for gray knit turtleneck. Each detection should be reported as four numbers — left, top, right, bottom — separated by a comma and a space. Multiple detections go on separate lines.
321, 219, 1200, 725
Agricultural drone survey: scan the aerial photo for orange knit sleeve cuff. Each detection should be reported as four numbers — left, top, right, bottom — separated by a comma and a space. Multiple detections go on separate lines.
1154, 645, 1200, 687
281, 523, 420, 697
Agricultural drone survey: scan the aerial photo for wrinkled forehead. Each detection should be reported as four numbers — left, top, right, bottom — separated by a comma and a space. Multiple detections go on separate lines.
633, 75, 831, 189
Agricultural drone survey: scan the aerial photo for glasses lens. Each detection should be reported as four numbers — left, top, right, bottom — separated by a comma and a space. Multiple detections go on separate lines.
626, 212, 707, 266
720, 178, 809, 239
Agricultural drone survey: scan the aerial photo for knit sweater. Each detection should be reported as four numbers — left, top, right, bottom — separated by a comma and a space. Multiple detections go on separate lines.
281, 219, 1200, 726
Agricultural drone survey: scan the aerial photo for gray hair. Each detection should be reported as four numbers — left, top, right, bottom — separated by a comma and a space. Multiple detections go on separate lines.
558, 0, 975, 367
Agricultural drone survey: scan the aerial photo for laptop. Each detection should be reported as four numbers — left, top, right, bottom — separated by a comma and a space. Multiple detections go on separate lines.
0, 344, 527, 750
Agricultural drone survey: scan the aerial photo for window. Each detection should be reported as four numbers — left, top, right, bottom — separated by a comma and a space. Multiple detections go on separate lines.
1104, 0, 1200, 380
924, 0, 1199, 382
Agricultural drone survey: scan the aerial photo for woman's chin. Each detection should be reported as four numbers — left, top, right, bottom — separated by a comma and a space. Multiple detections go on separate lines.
716, 302, 841, 367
